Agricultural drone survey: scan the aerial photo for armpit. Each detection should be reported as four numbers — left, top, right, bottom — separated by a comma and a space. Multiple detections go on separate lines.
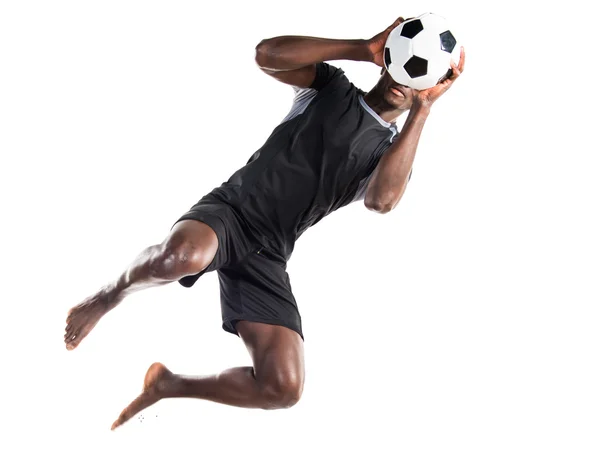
281, 87, 318, 123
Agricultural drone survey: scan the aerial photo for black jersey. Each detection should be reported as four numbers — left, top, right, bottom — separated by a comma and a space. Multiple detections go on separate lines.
209, 62, 398, 260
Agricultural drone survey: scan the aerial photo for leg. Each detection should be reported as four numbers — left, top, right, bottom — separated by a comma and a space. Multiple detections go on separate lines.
110, 321, 304, 430
64, 220, 218, 350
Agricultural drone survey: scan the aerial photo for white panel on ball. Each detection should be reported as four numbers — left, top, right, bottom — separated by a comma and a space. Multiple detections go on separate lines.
419, 11, 448, 31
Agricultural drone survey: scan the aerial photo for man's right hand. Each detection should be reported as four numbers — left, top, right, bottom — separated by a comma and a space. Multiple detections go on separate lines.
367, 17, 406, 68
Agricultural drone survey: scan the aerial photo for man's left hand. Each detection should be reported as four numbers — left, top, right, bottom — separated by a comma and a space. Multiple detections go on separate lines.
414, 46, 465, 109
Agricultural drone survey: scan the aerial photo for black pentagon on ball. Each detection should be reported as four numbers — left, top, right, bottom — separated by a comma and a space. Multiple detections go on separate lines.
384, 47, 392, 68
400, 19, 424, 39
439, 30, 457, 53
404, 55, 428, 78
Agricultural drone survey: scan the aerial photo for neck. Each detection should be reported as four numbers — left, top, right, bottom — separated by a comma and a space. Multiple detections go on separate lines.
363, 89, 407, 124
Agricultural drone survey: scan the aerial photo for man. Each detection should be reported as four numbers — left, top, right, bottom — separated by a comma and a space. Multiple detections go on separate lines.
64, 17, 465, 430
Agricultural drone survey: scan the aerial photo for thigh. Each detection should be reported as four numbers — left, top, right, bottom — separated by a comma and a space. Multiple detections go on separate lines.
218, 248, 303, 340
236, 320, 305, 388
172, 194, 259, 287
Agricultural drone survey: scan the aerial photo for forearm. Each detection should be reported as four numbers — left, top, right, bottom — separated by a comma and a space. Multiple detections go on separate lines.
364, 104, 430, 213
255, 36, 371, 71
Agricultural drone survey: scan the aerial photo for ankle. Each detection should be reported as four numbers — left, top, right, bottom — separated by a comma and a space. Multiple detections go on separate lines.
98, 283, 124, 310
156, 373, 180, 398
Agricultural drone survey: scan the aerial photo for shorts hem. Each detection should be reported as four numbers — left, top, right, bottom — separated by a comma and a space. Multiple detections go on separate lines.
222, 316, 304, 341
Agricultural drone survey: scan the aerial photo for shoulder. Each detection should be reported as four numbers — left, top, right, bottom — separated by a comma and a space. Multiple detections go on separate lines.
304, 62, 350, 92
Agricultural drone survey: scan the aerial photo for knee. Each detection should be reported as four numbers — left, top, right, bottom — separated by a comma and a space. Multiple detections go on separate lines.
260, 369, 303, 409
150, 238, 214, 280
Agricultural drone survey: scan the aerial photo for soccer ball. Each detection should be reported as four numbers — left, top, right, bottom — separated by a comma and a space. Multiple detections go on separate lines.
383, 12, 460, 90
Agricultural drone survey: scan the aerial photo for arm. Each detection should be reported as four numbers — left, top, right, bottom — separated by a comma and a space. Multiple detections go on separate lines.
255, 36, 371, 71
364, 105, 430, 213
254, 37, 370, 88
364, 46, 466, 214
254, 17, 405, 88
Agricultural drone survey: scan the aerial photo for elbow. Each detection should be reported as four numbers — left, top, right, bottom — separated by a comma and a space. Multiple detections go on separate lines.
364, 188, 406, 214
364, 177, 411, 214
255, 39, 274, 68
364, 197, 394, 214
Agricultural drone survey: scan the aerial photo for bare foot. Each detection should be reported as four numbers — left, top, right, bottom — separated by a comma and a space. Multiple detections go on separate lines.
111, 362, 175, 430
64, 288, 122, 350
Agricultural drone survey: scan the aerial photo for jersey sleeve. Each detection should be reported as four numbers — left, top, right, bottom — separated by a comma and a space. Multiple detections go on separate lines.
309, 62, 345, 91
292, 62, 350, 98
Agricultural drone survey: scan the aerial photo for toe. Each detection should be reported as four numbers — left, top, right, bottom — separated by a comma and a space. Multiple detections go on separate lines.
64, 326, 75, 341
111, 392, 157, 430
65, 333, 79, 350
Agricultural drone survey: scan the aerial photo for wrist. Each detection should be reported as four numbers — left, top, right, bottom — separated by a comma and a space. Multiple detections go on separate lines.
351, 38, 373, 63
410, 101, 431, 117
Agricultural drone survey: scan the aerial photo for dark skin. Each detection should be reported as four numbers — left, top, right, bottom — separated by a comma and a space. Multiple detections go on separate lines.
64, 18, 465, 430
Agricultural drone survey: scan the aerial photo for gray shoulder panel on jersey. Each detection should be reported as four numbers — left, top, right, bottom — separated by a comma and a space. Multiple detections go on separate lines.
359, 95, 398, 142
280, 86, 318, 123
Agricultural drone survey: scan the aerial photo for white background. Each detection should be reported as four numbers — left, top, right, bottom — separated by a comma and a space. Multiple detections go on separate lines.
1, 0, 599, 457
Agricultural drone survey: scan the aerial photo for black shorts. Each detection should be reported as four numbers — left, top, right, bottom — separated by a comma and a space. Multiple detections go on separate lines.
172, 194, 303, 340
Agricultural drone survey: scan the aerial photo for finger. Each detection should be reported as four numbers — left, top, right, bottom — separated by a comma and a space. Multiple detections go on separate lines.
447, 60, 461, 81
446, 47, 464, 81
438, 66, 456, 85
451, 63, 461, 79
458, 46, 465, 72
390, 17, 405, 29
